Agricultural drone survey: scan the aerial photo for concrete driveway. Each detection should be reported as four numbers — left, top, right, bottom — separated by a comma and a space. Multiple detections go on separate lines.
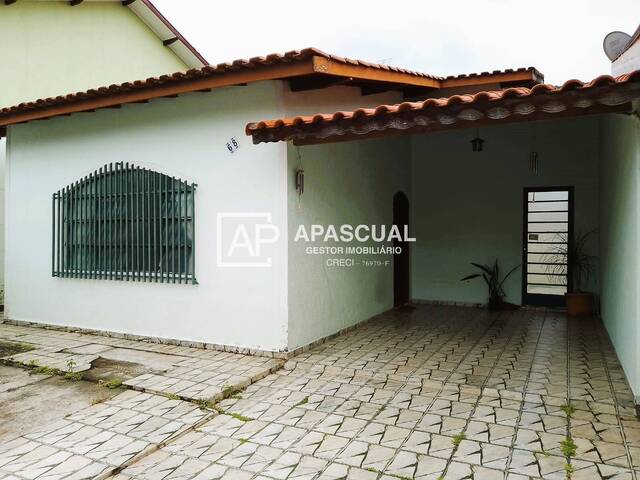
1, 305, 639, 479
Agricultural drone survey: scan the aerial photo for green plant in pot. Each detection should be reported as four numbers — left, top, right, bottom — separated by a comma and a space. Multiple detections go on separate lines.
546, 230, 597, 317
461, 260, 520, 310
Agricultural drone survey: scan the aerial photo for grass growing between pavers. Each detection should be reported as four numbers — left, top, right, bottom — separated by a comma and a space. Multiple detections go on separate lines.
451, 432, 467, 448
0, 340, 35, 357
19, 359, 85, 381
229, 412, 253, 422
560, 402, 577, 479
560, 403, 576, 418
64, 359, 83, 381
221, 385, 243, 399
99, 378, 124, 389
29, 361, 62, 376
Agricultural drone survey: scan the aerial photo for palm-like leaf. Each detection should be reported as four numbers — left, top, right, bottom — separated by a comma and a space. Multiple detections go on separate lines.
471, 263, 493, 275
461, 274, 481, 281
461, 260, 519, 307
543, 229, 597, 292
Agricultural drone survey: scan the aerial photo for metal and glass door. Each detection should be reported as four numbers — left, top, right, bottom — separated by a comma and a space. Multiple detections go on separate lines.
522, 187, 573, 306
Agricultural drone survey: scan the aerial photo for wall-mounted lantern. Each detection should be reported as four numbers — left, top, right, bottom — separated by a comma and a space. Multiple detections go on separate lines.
470, 128, 484, 152
296, 168, 305, 197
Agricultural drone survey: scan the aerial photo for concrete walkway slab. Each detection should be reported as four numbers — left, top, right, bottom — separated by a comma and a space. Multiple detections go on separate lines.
0, 323, 283, 401
0, 366, 120, 443
0, 321, 284, 479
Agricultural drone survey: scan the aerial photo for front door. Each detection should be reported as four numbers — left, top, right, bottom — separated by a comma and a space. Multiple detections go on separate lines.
522, 187, 573, 306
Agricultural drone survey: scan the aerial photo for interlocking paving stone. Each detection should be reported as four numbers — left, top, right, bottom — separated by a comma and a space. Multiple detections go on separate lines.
0, 390, 214, 479
2, 305, 640, 479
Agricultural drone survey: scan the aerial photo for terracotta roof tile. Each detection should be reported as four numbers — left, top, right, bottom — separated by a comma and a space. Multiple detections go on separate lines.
0, 48, 437, 117
443, 66, 543, 81
246, 70, 640, 144
0, 44, 544, 129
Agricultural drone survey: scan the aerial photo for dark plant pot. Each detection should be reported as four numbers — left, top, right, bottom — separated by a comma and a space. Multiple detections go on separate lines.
566, 292, 593, 317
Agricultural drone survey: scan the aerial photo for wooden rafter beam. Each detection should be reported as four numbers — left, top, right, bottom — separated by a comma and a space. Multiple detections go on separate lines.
441, 70, 541, 89
311, 56, 441, 89
289, 75, 350, 92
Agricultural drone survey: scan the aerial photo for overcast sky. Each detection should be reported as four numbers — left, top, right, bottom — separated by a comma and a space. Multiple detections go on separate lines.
154, 0, 640, 85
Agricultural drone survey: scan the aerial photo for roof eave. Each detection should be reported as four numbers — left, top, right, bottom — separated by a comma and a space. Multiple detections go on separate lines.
131, 0, 208, 67
0, 53, 444, 127
246, 72, 640, 146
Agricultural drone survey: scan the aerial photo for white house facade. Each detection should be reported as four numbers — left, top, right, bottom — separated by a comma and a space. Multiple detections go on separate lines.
2, 44, 640, 407
0, 0, 207, 298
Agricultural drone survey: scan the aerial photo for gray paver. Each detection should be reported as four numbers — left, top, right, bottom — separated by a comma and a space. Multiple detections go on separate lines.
1, 305, 639, 479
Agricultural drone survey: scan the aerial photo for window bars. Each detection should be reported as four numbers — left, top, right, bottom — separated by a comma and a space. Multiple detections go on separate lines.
52, 162, 197, 284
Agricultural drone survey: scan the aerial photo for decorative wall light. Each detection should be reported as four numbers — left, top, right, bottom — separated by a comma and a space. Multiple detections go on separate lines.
529, 151, 539, 176
470, 128, 484, 152
295, 146, 305, 208
296, 168, 305, 197
529, 125, 540, 176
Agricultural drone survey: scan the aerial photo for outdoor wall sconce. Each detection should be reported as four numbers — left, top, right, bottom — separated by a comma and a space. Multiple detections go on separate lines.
529, 151, 539, 176
296, 168, 305, 197
470, 129, 484, 152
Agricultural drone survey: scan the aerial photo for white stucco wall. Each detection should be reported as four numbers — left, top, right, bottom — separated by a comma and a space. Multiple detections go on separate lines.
286, 138, 411, 350
0, 138, 4, 293
410, 117, 602, 305
1, 0, 192, 313
5, 82, 290, 352
282, 84, 408, 350
283, 85, 402, 118
613, 40, 640, 77
599, 112, 640, 400
4, 78, 414, 351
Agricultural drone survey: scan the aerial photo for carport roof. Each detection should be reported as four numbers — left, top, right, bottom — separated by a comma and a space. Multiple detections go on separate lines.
246, 70, 640, 145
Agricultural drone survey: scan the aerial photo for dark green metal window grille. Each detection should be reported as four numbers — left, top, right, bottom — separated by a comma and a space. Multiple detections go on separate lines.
52, 162, 197, 283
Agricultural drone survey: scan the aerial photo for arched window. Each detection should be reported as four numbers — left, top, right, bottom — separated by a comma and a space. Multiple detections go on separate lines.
52, 163, 197, 283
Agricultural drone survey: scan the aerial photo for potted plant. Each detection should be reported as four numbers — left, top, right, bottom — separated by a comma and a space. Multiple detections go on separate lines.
547, 230, 597, 316
461, 260, 520, 310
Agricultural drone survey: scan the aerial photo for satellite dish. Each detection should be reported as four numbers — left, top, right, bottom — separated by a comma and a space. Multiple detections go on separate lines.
603, 31, 632, 61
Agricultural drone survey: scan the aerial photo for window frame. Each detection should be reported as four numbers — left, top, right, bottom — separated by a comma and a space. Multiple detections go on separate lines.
52, 162, 197, 284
